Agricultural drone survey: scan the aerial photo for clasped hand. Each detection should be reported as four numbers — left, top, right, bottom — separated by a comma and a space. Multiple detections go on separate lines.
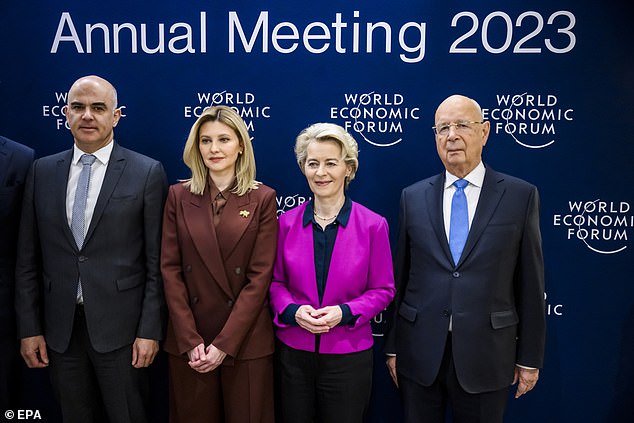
295, 305, 342, 334
187, 343, 227, 373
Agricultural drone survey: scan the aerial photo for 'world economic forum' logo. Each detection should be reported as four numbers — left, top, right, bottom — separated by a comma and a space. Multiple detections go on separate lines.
553, 199, 632, 254
276, 194, 309, 216
42, 90, 127, 131
483, 93, 573, 149
329, 91, 420, 147
183, 90, 271, 139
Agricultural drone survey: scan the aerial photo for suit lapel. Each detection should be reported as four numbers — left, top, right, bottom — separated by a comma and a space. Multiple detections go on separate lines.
56, 150, 77, 250
183, 189, 234, 298
84, 143, 125, 244
458, 167, 505, 266
426, 174, 454, 265
217, 191, 257, 260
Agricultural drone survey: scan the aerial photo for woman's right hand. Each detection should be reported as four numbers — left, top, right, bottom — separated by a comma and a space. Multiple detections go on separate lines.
295, 305, 331, 334
187, 343, 206, 367
187, 343, 227, 373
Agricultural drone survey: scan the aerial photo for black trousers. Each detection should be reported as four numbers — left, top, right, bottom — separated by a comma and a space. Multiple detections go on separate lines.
276, 343, 373, 423
48, 305, 150, 423
0, 334, 21, 411
399, 334, 509, 423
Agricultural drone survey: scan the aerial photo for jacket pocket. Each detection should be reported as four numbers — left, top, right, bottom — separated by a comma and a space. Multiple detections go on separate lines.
116, 272, 144, 291
490, 309, 519, 329
110, 194, 138, 201
398, 302, 418, 323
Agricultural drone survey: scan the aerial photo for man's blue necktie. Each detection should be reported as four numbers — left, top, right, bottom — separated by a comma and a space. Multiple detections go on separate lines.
449, 179, 469, 265
71, 154, 96, 300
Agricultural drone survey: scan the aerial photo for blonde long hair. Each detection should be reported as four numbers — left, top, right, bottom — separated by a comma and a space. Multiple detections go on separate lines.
182, 106, 259, 196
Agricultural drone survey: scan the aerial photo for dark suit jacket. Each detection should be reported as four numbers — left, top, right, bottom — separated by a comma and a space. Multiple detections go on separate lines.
161, 182, 278, 362
0, 136, 34, 339
385, 166, 546, 394
15, 142, 168, 353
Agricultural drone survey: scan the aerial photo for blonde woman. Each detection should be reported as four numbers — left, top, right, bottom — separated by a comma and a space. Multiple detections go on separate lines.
270, 123, 395, 423
161, 106, 277, 423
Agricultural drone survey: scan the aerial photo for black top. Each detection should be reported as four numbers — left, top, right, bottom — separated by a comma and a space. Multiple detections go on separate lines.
280, 197, 356, 326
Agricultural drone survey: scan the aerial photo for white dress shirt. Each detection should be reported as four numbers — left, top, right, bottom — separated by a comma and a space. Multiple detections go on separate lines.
442, 161, 486, 241
66, 141, 113, 302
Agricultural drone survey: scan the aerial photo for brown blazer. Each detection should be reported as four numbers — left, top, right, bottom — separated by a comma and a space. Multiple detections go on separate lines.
160, 182, 278, 362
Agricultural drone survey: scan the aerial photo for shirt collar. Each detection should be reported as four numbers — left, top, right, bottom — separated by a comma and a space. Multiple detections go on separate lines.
303, 196, 352, 227
72, 140, 114, 166
207, 176, 236, 199
444, 161, 486, 189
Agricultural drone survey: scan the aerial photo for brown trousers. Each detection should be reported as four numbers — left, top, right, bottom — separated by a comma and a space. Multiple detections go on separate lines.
168, 353, 274, 423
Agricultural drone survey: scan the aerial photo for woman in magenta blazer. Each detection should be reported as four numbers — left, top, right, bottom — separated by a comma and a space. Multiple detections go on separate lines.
270, 123, 395, 423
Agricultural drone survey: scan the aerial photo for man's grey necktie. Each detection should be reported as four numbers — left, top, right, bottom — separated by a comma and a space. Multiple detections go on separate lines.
71, 154, 96, 301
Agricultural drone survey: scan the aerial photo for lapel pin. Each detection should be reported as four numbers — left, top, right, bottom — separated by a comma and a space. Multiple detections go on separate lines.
239, 210, 250, 218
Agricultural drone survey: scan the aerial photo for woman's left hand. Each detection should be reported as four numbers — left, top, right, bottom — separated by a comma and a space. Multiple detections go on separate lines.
188, 343, 227, 373
311, 305, 343, 328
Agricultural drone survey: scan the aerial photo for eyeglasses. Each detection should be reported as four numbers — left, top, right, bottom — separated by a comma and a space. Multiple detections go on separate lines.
432, 121, 485, 136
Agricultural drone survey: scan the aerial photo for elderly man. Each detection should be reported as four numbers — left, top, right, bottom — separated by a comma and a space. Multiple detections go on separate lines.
15, 75, 167, 423
385, 94, 546, 423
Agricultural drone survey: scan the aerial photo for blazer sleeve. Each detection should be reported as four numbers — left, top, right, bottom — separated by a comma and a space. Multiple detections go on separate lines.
515, 186, 546, 368
212, 188, 279, 357
135, 161, 168, 340
269, 215, 298, 328
344, 216, 396, 328
161, 185, 205, 353
384, 188, 410, 354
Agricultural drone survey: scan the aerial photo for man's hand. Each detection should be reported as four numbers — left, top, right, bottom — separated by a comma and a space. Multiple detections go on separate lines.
386, 356, 398, 387
20, 336, 49, 368
132, 337, 159, 368
513, 366, 539, 398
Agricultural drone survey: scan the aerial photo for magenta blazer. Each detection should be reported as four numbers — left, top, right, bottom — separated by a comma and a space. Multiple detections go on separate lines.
270, 201, 395, 354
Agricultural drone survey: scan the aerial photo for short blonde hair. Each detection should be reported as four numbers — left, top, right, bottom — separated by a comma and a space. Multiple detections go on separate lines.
182, 106, 259, 196
295, 123, 359, 188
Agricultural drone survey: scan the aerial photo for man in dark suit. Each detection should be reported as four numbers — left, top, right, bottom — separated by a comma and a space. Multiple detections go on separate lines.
0, 136, 34, 412
385, 95, 545, 423
15, 75, 168, 423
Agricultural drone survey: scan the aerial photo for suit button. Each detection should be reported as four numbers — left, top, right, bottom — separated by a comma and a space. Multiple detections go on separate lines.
443, 309, 451, 317
234, 267, 241, 275
452, 271, 460, 278
227, 300, 234, 308
185, 265, 192, 272
192, 296, 199, 304
78, 256, 87, 262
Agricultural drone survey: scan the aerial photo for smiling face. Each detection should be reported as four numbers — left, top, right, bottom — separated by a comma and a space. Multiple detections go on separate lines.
434, 95, 490, 178
64, 76, 121, 153
198, 120, 242, 178
303, 140, 351, 202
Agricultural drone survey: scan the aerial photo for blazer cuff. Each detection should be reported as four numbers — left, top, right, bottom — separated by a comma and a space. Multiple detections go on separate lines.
337, 304, 358, 326
281, 304, 301, 326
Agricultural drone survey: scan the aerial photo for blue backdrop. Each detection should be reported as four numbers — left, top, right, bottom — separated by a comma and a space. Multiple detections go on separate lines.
1, 1, 633, 421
